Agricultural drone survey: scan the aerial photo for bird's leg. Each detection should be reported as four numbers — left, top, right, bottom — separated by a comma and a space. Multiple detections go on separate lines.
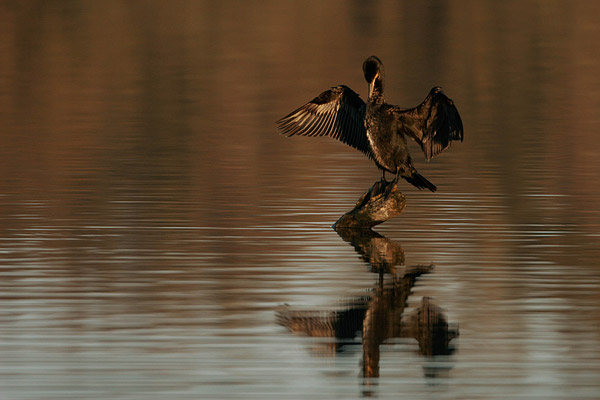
384, 171, 400, 197
380, 170, 387, 183
372, 170, 388, 197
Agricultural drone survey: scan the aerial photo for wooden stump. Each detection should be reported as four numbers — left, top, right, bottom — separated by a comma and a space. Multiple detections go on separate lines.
333, 180, 407, 229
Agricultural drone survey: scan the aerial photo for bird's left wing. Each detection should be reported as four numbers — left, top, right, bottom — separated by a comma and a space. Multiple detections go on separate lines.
277, 85, 373, 159
393, 87, 463, 161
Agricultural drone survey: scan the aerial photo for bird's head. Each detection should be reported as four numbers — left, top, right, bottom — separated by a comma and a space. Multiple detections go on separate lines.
363, 56, 385, 99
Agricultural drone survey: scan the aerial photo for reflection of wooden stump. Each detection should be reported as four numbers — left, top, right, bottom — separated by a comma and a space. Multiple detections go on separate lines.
335, 227, 405, 274
333, 180, 406, 229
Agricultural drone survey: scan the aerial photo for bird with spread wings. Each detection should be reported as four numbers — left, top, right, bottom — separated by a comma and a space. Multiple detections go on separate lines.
277, 56, 463, 192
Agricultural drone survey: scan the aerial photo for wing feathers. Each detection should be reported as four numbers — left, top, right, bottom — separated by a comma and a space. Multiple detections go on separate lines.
394, 87, 463, 161
278, 85, 462, 163
277, 86, 373, 159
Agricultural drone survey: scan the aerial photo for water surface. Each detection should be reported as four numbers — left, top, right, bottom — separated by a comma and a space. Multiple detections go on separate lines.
1, 1, 600, 399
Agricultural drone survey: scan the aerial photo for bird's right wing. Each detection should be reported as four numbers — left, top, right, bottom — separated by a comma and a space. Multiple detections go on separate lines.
392, 87, 463, 161
277, 85, 373, 159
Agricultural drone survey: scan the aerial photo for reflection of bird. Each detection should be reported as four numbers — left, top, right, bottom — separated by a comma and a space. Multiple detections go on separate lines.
277, 227, 458, 379
277, 56, 463, 192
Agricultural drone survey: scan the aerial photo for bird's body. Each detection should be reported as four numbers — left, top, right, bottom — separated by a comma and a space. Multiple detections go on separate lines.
365, 102, 411, 177
277, 56, 463, 192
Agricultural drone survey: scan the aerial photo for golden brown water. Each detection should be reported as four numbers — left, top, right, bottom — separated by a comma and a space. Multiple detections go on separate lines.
1, 1, 600, 399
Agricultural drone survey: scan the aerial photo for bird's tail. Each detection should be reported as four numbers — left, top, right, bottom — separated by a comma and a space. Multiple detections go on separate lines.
404, 171, 437, 192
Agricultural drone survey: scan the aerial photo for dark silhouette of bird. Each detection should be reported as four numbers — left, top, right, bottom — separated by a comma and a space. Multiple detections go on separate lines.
277, 56, 463, 192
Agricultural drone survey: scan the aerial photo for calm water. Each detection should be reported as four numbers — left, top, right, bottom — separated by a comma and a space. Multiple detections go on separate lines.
1, 1, 600, 399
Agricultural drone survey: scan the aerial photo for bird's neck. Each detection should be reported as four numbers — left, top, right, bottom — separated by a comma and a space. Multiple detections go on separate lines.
369, 92, 385, 104
368, 78, 385, 103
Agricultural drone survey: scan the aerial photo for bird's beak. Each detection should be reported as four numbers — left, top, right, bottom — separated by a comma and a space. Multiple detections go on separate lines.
368, 72, 378, 97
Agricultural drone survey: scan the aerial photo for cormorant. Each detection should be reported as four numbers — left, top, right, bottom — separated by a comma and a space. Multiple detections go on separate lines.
277, 56, 463, 192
